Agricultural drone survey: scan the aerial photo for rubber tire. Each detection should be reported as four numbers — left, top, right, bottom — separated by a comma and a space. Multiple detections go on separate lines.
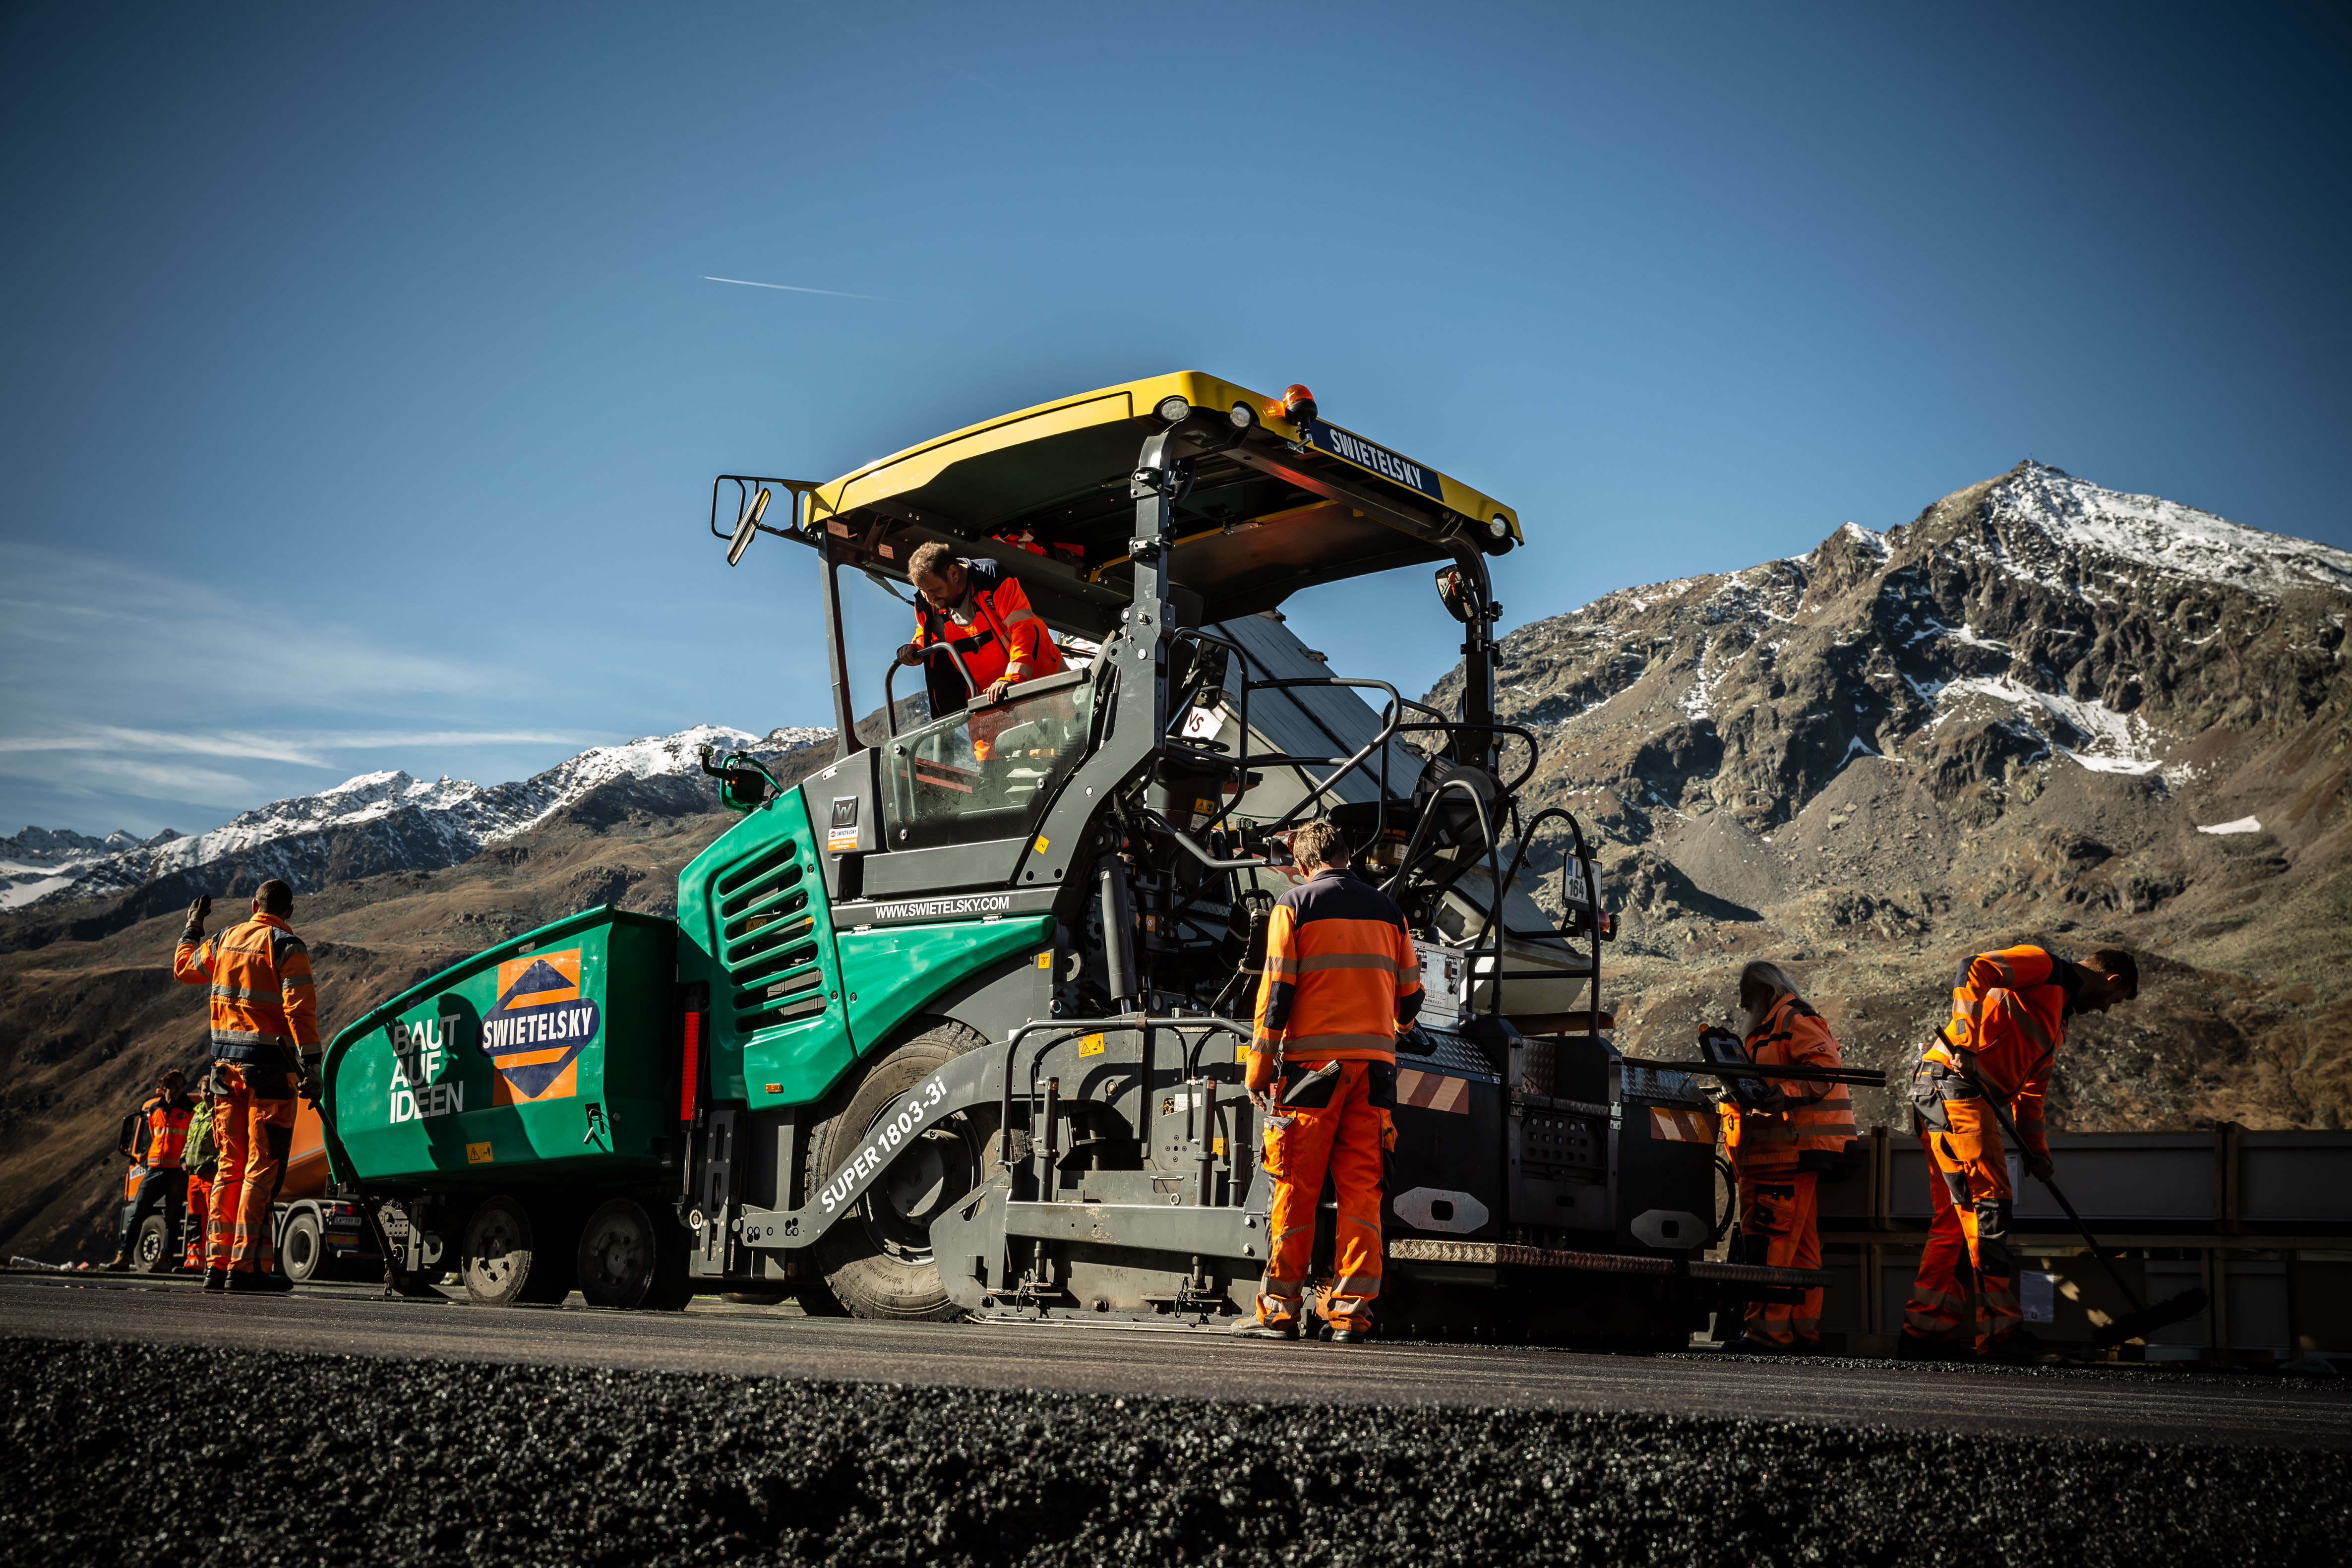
460, 1195, 573, 1306
808, 1020, 992, 1322
576, 1199, 663, 1308
132, 1213, 173, 1273
281, 1209, 326, 1282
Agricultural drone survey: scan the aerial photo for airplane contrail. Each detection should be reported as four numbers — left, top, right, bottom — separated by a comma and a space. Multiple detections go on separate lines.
704, 275, 887, 301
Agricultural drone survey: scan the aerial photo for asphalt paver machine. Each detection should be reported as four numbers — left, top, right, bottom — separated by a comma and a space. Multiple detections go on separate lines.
327, 372, 1830, 1340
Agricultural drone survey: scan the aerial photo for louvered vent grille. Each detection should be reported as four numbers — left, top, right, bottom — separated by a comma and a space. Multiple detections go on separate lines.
717, 845, 822, 1031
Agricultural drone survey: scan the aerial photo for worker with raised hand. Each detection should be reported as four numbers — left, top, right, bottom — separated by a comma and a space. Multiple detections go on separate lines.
103, 1069, 195, 1271
1901, 943, 2139, 1362
1231, 820, 1421, 1344
895, 541, 1066, 747
1710, 962, 1855, 1353
172, 880, 320, 1293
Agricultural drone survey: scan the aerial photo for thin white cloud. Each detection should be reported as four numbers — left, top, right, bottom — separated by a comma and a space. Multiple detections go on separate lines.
29, 760, 260, 808
0, 727, 594, 767
704, 275, 888, 301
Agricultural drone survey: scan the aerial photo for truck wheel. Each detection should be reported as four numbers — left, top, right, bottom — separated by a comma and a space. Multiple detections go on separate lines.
282, 1209, 326, 1282
460, 1195, 573, 1307
809, 1021, 993, 1321
576, 1198, 683, 1310
132, 1213, 172, 1273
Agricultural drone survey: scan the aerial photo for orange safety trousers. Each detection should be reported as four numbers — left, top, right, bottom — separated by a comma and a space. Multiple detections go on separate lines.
1256, 1060, 1390, 1334
183, 1171, 211, 1269
1736, 1165, 1821, 1347
208, 1062, 296, 1273
1904, 1097, 2020, 1351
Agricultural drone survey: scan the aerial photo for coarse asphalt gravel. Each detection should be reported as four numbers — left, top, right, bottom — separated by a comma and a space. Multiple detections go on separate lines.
6, 1277, 2352, 1565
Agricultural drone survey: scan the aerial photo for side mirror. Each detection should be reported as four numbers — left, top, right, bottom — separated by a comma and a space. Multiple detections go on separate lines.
727, 488, 773, 567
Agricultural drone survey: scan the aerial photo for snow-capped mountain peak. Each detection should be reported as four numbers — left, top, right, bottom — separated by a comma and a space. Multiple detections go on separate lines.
1988, 461, 2352, 599
6, 724, 834, 910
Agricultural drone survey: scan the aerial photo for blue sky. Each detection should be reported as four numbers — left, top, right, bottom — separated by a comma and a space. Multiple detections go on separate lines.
2, 1, 2345, 839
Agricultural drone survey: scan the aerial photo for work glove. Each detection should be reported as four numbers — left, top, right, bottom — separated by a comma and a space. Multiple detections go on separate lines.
1751, 1086, 1792, 1114
2025, 1152, 2054, 1185
297, 1055, 323, 1104
896, 643, 925, 667
182, 895, 211, 940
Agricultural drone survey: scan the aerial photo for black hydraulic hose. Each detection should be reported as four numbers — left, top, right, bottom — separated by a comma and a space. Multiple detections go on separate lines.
1563, 811, 1602, 1039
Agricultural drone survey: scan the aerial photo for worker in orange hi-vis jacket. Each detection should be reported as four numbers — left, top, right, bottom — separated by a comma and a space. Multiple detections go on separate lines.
1710, 962, 1856, 1353
172, 879, 320, 1294
103, 1069, 195, 1271
1230, 821, 1422, 1344
894, 540, 1068, 757
1901, 943, 2138, 1363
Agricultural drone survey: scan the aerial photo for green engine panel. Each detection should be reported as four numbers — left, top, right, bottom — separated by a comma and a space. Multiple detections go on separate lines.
675, 785, 1051, 1112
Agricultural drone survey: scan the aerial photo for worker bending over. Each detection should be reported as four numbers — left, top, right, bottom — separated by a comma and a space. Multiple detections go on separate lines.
895, 541, 1066, 734
1902, 943, 2138, 1361
1233, 821, 1421, 1343
173, 881, 320, 1293
104, 1070, 194, 1271
1714, 962, 1856, 1352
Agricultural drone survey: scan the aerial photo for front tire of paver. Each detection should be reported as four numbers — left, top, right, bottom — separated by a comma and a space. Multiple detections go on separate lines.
577, 1198, 664, 1309
281, 1208, 325, 1282
809, 1020, 993, 1322
461, 1195, 568, 1307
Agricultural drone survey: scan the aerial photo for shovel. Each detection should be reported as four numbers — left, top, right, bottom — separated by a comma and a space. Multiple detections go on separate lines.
1960, 1070, 2208, 1351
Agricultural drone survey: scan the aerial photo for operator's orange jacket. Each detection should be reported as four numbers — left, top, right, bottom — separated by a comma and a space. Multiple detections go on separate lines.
1723, 993, 1856, 1170
1250, 866, 1423, 1072
911, 558, 1065, 695
131, 1093, 193, 1170
173, 912, 319, 1068
1920, 943, 2081, 1156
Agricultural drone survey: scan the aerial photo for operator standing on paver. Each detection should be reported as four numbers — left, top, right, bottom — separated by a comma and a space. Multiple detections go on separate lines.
1901, 943, 2138, 1362
1712, 962, 1856, 1353
172, 881, 320, 1293
895, 541, 1066, 724
103, 1069, 194, 1271
1233, 821, 1421, 1344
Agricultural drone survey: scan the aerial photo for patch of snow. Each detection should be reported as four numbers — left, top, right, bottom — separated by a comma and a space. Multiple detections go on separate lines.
2196, 817, 2263, 835
1927, 675, 2167, 775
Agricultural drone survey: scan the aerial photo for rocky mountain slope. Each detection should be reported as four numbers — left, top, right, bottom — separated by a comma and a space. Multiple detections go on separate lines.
1, 827, 179, 909
1432, 461, 2352, 1135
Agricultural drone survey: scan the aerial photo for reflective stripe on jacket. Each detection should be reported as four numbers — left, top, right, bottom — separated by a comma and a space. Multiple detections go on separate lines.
1724, 994, 1855, 1166
1919, 943, 2077, 1157
1251, 867, 1423, 1072
173, 913, 318, 1063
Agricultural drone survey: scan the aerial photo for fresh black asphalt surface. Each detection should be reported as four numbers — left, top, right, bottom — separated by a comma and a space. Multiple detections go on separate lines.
7, 1272, 2351, 1564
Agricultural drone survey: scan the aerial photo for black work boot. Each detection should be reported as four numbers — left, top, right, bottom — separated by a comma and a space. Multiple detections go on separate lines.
200, 1267, 228, 1291
226, 1270, 295, 1294
1227, 1318, 1298, 1341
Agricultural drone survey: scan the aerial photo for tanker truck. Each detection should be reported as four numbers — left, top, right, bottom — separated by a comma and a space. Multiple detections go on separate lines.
320, 372, 1853, 1338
